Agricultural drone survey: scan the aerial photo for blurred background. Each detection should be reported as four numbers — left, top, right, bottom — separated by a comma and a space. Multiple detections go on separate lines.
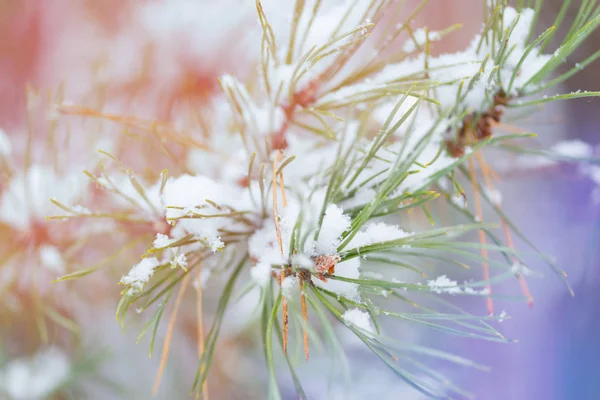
0, 1, 598, 399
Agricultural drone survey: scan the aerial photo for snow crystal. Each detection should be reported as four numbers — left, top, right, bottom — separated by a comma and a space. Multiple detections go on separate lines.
347, 222, 410, 249
427, 275, 462, 295
162, 174, 247, 241
250, 262, 273, 288
120, 257, 161, 293
153, 233, 175, 249
209, 237, 224, 253
170, 254, 188, 269
342, 308, 375, 335
313, 204, 351, 255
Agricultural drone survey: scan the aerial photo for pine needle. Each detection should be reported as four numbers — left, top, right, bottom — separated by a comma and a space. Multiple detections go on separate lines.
272, 154, 284, 255
272, 152, 288, 354
278, 151, 288, 207
299, 279, 309, 362
59, 104, 208, 149
196, 264, 209, 400
476, 152, 534, 307
468, 157, 494, 315
282, 271, 289, 355
152, 272, 192, 396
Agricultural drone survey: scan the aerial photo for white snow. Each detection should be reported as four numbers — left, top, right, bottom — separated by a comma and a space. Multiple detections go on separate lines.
153, 233, 175, 249
428, 275, 491, 296
427, 275, 462, 294
170, 254, 188, 270
250, 262, 273, 288
209, 237, 224, 253
312, 204, 351, 255
342, 308, 375, 335
120, 257, 161, 294
347, 222, 411, 249
162, 174, 249, 243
